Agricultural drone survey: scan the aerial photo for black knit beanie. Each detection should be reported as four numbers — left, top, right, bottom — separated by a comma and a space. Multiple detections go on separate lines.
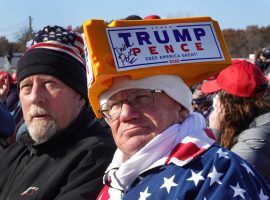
17, 25, 88, 100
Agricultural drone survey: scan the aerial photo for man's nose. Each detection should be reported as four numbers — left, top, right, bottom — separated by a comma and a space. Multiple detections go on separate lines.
119, 102, 139, 122
28, 84, 46, 104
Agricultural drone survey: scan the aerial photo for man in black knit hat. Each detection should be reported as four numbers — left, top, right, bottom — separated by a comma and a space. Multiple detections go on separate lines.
0, 25, 115, 200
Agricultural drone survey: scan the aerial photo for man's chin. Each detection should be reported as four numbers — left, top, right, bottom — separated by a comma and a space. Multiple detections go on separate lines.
28, 120, 58, 143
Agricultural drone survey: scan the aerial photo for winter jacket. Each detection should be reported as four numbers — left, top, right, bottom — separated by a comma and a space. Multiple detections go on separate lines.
0, 108, 116, 200
230, 112, 270, 183
0, 102, 15, 137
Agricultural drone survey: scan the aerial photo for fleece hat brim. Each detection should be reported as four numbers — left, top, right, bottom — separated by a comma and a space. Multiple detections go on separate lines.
17, 48, 88, 100
99, 74, 193, 113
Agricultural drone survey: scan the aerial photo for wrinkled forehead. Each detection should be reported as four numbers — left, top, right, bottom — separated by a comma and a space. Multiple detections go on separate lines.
19, 74, 58, 83
108, 88, 149, 101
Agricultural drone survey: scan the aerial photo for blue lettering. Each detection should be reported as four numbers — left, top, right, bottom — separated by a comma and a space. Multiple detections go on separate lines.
193, 28, 206, 41
154, 30, 169, 44
173, 29, 192, 42
136, 32, 152, 45
118, 33, 132, 47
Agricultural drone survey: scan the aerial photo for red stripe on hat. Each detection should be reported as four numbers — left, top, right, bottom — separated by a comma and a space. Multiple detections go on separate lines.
74, 35, 84, 54
166, 142, 206, 164
29, 42, 84, 65
75, 33, 84, 43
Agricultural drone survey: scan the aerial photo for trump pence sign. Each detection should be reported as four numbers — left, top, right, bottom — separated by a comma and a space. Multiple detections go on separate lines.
106, 22, 223, 71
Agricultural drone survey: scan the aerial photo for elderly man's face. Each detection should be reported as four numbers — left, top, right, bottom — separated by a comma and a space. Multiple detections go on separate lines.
19, 74, 84, 143
107, 89, 185, 158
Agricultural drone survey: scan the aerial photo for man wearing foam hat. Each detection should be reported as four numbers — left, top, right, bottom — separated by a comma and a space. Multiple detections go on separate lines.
83, 17, 270, 199
0, 25, 115, 200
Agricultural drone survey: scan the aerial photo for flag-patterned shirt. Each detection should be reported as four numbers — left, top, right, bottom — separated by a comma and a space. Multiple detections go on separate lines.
99, 144, 270, 200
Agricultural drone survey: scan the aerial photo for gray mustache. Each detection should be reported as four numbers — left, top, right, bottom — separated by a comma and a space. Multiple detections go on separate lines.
29, 107, 49, 117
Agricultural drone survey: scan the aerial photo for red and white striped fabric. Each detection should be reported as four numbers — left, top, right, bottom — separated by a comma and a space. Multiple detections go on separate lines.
29, 25, 85, 64
97, 112, 215, 200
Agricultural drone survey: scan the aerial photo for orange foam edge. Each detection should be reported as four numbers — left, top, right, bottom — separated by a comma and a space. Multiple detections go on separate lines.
83, 17, 232, 118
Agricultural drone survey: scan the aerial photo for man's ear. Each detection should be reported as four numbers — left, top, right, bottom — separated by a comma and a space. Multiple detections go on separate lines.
178, 108, 189, 123
77, 95, 86, 110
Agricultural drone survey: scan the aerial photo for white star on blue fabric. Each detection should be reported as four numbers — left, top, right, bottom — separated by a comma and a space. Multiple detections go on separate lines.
230, 182, 246, 199
216, 148, 229, 159
160, 175, 178, 193
187, 170, 205, 186
56, 28, 62, 32
240, 162, 255, 176
259, 188, 269, 200
139, 187, 151, 200
207, 166, 223, 186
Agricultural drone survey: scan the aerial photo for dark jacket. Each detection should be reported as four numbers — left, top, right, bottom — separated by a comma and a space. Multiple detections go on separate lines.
0, 102, 15, 137
0, 108, 116, 200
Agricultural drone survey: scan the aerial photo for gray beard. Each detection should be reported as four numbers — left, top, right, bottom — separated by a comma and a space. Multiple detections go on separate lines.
28, 120, 58, 143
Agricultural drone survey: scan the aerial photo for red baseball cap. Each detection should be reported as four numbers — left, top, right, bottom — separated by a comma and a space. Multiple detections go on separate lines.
144, 15, 161, 20
201, 60, 268, 98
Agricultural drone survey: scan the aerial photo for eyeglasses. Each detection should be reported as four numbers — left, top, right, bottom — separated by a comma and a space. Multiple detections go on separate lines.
100, 89, 162, 120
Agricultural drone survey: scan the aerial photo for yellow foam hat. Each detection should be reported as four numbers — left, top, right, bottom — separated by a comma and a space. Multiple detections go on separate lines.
83, 17, 232, 118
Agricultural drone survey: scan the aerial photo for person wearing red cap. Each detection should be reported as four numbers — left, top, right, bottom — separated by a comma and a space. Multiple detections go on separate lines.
0, 70, 24, 142
201, 59, 270, 183
143, 15, 161, 20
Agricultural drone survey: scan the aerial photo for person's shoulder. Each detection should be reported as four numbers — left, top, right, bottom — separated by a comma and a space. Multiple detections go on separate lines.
202, 144, 269, 183
74, 119, 115, 149
238, 122, 270, 142
0, 141, 26, 169
202, 144, 253, 168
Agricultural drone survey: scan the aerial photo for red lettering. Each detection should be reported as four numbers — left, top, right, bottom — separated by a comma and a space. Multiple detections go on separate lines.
164, 45, 174, 53
195, 43, 204, 50
148, 46, 158, 54
180, 43, 189, 52
132, 48, 141, 56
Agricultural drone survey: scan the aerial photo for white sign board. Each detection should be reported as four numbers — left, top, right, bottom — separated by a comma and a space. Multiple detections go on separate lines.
106, 22, 224, 71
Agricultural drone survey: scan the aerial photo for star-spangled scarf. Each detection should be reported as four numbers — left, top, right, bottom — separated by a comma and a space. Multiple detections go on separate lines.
97, 112, 216, 200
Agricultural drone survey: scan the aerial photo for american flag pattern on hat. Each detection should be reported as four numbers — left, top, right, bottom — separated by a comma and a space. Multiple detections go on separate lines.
29, 25, 85, 65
